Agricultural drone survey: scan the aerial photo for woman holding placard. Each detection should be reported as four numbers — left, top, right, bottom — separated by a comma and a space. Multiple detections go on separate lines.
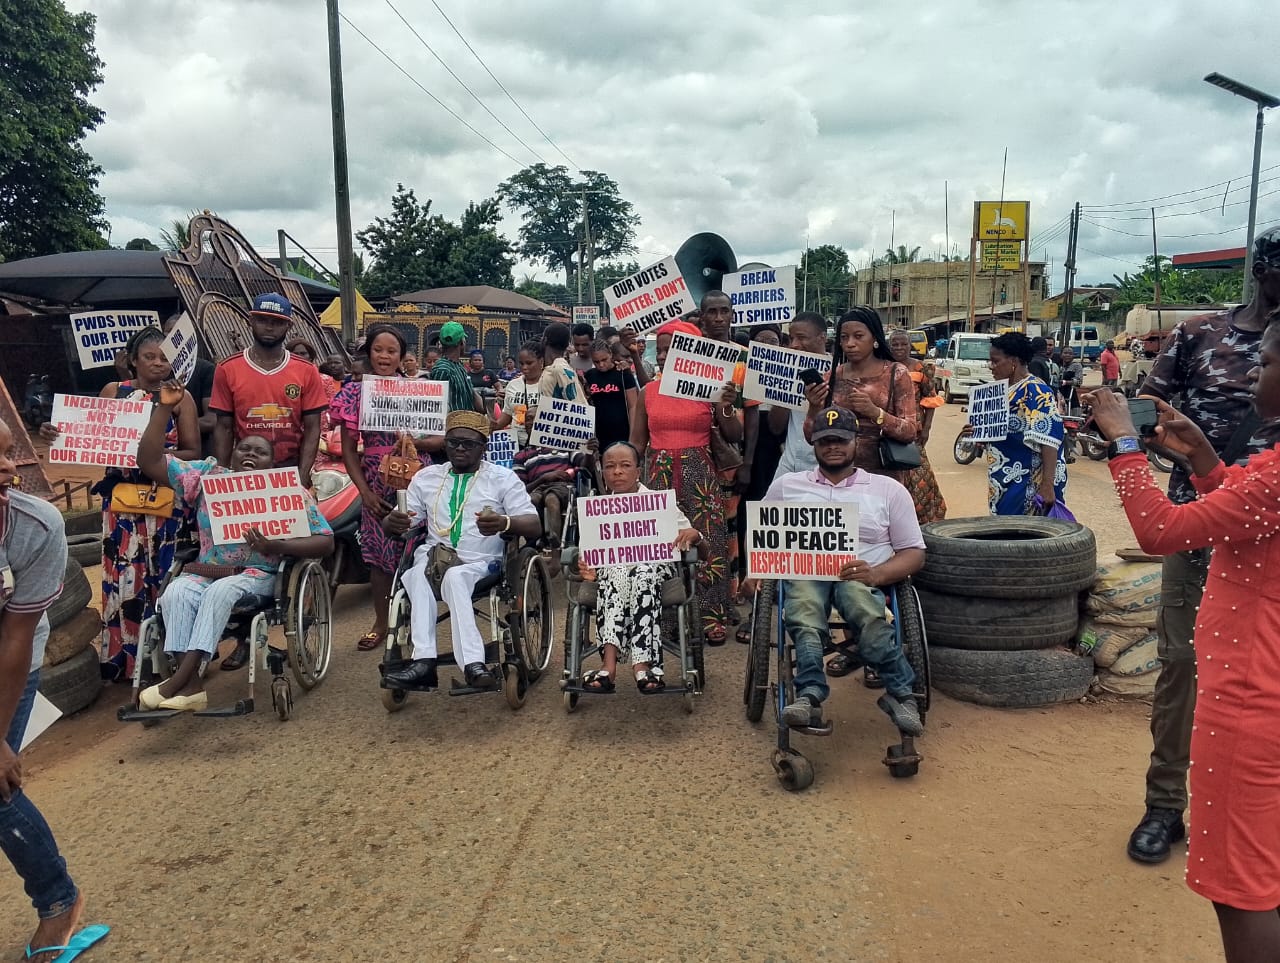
985, 331, 1067, 516
630, 319, 740, 644
43, 326, 200, 681
577, 442, 703, 692
328, 324, 432, 651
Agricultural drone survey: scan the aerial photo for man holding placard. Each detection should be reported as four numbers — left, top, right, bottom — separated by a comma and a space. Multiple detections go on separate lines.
131, 382, 333, 712
748, 406, 926, 734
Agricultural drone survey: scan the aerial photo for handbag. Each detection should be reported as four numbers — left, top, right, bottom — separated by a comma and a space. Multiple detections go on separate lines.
709, 420, 743, 485
377, 434, 422, 491
109, 481, 175, 517
427, 544, 462, 595
877, 364, 923, 471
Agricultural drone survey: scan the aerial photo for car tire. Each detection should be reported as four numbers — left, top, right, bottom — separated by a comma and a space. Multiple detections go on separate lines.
63, 509, 100, 539
916, 517, 1097, 600
67, 534, 102, 568
43, 607, 101, 667
916, 587, 1079, 651
37, 645, 103, 716
929, 645, 1094, 708
48, 557, 94, 629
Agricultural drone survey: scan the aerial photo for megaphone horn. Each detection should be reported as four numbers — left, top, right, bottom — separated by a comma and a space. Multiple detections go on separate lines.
674, 233, 737, 307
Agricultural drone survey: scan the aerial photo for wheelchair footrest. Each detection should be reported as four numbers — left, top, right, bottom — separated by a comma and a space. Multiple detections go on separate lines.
192, 699, 254, 717
787, 722, 835, 737
447, 678, 499, 697
117, 706, 181, 723
560, 683, 616, 696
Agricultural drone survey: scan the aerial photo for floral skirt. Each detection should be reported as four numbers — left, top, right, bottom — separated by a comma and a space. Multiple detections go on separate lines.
101, 505, 181, 682
903, 450, 947, 525
644, 446, 731, 633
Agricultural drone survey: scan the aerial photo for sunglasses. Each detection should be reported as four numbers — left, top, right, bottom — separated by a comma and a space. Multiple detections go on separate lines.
445, 437, 483, 452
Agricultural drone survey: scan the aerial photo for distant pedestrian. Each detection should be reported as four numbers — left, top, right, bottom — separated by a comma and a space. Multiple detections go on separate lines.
1099, 341, 1120, 387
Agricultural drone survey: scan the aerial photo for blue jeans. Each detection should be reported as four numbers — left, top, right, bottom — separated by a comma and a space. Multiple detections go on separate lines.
2, 670, 78, 918
783, 580, 915, 704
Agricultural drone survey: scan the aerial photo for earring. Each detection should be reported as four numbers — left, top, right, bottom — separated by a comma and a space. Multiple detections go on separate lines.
873, 341, 880, 347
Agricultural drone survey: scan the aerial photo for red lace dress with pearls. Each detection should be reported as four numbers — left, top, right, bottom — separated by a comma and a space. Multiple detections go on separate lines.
1110, 446, 1280, 910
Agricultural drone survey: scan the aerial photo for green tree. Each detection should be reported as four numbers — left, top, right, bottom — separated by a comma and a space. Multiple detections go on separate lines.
159, 214, 198, 252
0, 0, 108, 260
514, 274, 570, 307
799, 244, 852, 316
1107, 256, 1243, 312
496, 164, 639, 290
124, 237, 158, 251
355, 184, 514, 299
881, 244, 921, 264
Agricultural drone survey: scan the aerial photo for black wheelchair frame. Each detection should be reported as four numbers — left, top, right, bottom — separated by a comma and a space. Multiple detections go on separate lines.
743, 577, 931, 791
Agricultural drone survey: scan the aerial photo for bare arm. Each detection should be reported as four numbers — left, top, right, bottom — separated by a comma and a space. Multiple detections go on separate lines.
298, 412, 321, 488
629, 385, 649, 457
172, 394, 201, 460
0, 609, 43, 800
137, 398, 177, 484
213, 413, 234, 467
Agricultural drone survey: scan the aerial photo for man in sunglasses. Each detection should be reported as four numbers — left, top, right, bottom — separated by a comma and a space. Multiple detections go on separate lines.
381, 410, 540, 690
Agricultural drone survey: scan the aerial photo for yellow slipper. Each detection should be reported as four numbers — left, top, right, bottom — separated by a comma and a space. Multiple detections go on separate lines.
138, 684, 166, 710
158, 691, 208, 712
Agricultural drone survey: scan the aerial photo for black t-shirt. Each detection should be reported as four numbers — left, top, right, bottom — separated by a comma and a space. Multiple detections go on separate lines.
584, 367, 637, 446
468, 368, 497, 391
187, 358, 217, 456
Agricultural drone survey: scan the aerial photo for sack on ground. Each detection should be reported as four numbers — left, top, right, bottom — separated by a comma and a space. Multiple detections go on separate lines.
1092, 669, 1158, 699
1085, 561, 1161, 617
1078, 619, 1151, 668
1110, 632, 1160, 676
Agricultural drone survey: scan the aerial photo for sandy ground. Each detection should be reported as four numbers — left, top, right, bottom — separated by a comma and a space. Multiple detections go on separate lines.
1, 379, 1227, 962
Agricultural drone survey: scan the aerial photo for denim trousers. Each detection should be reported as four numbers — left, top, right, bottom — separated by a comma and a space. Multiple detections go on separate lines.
1, 669, 78, 918
783, 579, 915, 704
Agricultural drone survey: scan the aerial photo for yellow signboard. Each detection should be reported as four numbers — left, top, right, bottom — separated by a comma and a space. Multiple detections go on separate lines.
974, 201, 1030, 241
980, 241, 1021, 271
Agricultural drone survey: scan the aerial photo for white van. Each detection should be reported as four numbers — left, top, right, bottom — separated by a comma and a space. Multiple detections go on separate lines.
1069, 325, 1102, 363
935, 332, 997, 402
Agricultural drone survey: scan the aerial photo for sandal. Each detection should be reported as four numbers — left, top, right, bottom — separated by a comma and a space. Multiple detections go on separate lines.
357, 631, 385, 652
705, 625, 728, 646
582, 669, 615, 693
826, 653, 855, 677
862, 667, 885, 690
735, 623, 752, 645
635, 669, 665, 694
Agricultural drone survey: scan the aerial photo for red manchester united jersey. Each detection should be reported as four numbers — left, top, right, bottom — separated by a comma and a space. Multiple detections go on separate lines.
210, 352, 327, 466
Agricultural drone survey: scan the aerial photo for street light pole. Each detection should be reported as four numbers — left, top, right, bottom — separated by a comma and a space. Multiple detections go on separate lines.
326, 0, 358, 347
1204, 72, 1280, 303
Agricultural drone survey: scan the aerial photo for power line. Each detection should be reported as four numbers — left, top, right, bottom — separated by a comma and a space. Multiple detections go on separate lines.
1078, 246, 1144, 267
338, 12, 524, 166
1085, 181, 1280, 221
427, 0, 579, 170
382, 0, 546, 165
1083, 164, 1280, 212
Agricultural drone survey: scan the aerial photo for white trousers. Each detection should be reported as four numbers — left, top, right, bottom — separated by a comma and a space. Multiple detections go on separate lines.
400, 552, 495, 666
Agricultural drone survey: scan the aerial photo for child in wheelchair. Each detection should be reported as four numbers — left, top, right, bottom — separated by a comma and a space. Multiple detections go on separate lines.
131, 382, 334, 712
380, 411, 541, 691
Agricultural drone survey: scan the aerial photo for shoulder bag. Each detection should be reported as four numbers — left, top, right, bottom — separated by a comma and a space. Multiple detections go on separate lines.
378, 434, 422, 491
877, 363, 922, 471
110, 481, 176, 517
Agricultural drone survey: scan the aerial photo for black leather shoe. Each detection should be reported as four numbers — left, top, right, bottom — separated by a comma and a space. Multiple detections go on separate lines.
463, 662, 496, 690
384, 658, 438, 689
220, 641, 250, 671
1127, 807, 1185, 864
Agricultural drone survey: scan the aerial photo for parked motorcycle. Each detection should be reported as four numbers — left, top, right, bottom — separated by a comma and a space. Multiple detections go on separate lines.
1073, 408, 1173, 473
311, 428, 370, 590
953, 424, 985, 465
21, 375, 52, 429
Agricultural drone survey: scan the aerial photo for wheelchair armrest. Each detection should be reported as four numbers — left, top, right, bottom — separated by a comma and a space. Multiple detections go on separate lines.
174, 543, 200, 565
561, 545, 580, 569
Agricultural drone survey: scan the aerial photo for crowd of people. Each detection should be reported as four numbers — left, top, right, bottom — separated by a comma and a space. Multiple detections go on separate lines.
6, 231, 1280, 962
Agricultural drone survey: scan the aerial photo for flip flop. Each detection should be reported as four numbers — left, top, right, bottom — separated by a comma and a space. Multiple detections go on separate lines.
356, 631, 385, 652
26, 924, 110, 962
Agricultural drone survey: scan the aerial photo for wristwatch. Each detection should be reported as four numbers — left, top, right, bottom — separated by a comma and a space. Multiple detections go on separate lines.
1106, 435, 1144, 459
875, 408, 886, 426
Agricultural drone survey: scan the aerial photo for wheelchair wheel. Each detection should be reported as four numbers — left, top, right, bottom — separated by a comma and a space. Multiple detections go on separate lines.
687, 595, 705, 693
744, 581, 774, 723
381, 687, 408, 713
563, 691, 579, 713
895, 582, 931, 718
886, 743, 920, 779
773, 749, 814, 792
518, 551, 553, 674
502, 646, 528, 711
286, 560, 333, 691
271, 676, 293, 722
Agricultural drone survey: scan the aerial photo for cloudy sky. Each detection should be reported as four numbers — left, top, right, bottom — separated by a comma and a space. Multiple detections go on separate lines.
67, 0, 1280, 292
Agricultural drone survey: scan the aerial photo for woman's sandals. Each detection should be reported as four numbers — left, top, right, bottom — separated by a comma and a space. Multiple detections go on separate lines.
582, 669, 615, 693
635, 668, 665, 694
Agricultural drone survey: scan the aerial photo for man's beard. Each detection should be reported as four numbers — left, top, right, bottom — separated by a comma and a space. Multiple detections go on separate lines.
817, 450, 856, 473
255, 333, 286, 348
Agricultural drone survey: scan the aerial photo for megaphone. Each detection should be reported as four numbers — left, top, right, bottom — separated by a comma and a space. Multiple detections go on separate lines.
675, 233, 737, 307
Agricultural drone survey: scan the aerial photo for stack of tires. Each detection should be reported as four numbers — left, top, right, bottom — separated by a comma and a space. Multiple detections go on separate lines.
38, 555, 103, 716
914, 517, 1097, 708
64, 510, 101, 567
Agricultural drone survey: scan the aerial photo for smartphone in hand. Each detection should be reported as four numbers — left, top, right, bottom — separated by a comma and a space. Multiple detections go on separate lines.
1127, 397, 1159, 436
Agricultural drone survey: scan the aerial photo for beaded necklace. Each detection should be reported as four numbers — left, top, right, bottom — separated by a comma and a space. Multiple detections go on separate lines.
432, 466, 481, 546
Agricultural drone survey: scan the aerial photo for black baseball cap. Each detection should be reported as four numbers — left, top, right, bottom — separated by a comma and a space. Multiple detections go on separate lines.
812, 406, 858, 441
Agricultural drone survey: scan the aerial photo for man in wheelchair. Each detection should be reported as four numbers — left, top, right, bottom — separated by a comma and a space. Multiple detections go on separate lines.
381, 411, 541, 691
133, 382, 334, 712
755, 405, 926, 735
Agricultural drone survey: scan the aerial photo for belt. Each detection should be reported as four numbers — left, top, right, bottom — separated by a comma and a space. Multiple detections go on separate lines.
183, 563, 246, 579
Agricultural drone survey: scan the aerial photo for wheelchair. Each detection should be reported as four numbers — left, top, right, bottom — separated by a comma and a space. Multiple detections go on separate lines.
117, 545, 334, 724
558, 543, 705, 713
377, 525, 554, 712
743, 578, 931, 790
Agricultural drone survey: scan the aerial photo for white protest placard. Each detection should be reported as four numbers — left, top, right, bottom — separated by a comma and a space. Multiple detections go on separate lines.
485, 428, 518, 468
745, 500, 860, 581
46, 394, 151, 469
20, 693, 62, 751
359, 376, 446, 435
603, 256, 696, 335
657, 330, 743, 403
742, 341, 831, 410
577, 490, 680, 569
70, 309, 159, 370
571, 305, 600, 326
966, 379, 1009, 442
201, 467, 312, 545
722, 265, 796, 327
161, 311, 199, 385
528, 396, 595, 451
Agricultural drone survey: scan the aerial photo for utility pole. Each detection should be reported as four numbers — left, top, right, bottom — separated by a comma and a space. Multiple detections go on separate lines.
1151, 208, 1164, 331
1058, 202, 1080, 348
582, 191, 596, 305
325, 0, 358, 347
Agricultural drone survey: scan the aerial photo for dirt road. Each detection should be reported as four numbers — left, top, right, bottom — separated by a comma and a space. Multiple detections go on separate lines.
2, 395, 1225, 962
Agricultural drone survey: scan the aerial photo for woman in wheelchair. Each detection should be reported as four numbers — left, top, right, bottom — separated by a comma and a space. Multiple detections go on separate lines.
381, 411, 541, 691
132, 382, 335, 711
576, 442, 704, 693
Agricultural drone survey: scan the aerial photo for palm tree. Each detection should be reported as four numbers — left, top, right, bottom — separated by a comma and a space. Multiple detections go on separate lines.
883, 244, 921, 264
159, 210, 203, 252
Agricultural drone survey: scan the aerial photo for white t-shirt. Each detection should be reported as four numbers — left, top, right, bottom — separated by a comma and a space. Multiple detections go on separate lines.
406, 462, 536, 564
502, 378, 541, 447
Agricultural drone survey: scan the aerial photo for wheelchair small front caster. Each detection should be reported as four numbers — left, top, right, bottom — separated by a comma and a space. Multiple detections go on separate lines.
271, 677, 293, 722
884, 738, 922, 779
772, 749, 814, 792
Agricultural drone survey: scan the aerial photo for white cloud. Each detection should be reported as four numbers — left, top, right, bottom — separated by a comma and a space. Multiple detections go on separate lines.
67, 0, 1280, 291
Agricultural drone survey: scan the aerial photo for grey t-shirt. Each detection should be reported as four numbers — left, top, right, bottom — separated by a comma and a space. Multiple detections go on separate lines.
0, 490, 68, 671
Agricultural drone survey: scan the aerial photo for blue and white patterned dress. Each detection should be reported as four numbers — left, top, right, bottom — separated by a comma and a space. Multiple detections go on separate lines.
987, 375, 1067, 516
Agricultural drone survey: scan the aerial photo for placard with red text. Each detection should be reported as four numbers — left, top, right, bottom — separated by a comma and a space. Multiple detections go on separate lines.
47, 394, 151, 469
201, 468, 311, 545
